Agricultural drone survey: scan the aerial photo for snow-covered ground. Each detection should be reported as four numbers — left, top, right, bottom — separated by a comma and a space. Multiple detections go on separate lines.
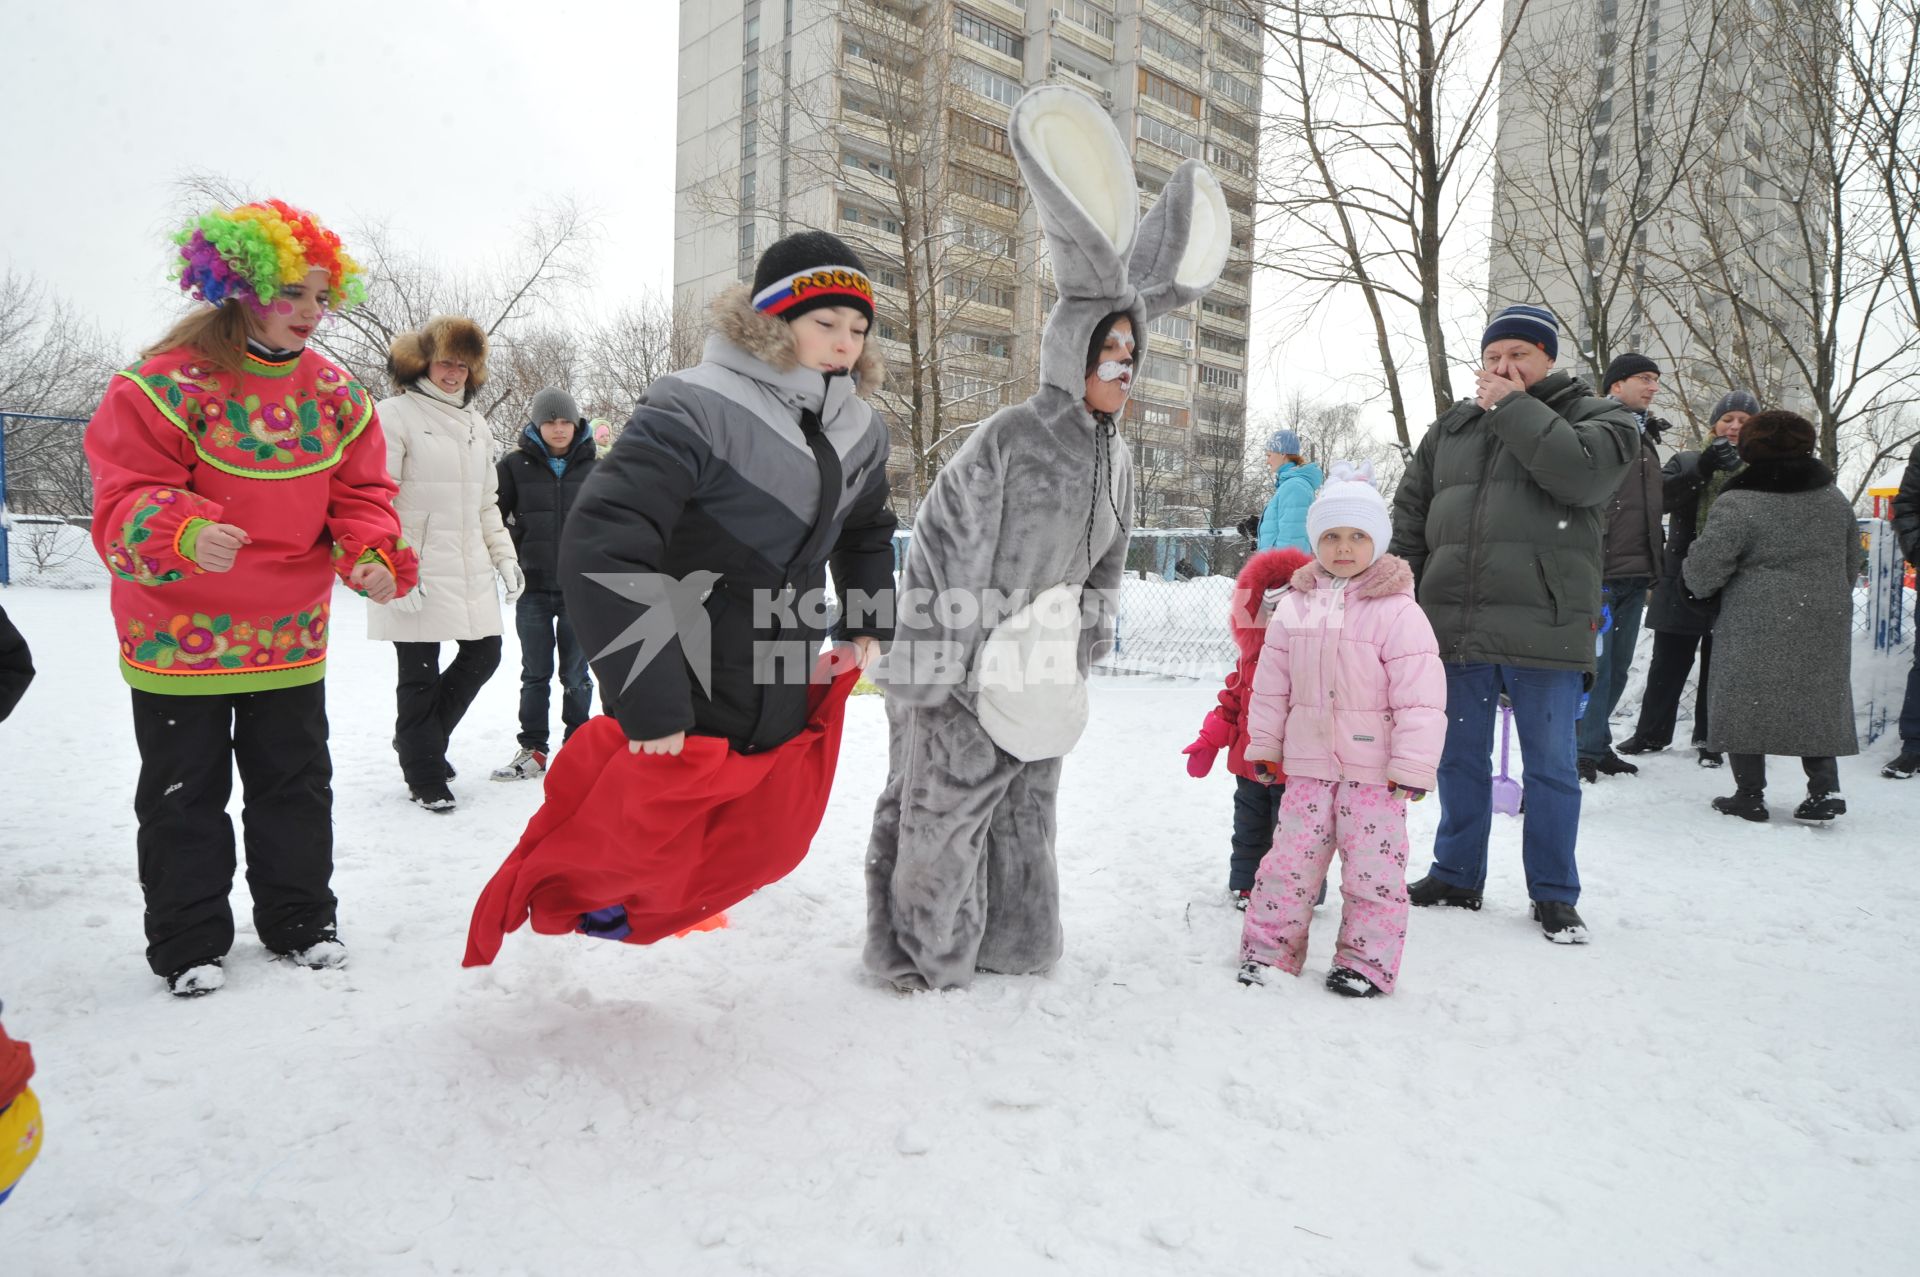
2, 583, 1916, 1276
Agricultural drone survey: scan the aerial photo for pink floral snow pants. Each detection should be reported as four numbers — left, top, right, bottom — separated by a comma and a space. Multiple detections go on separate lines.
1239, 777, 1410, 993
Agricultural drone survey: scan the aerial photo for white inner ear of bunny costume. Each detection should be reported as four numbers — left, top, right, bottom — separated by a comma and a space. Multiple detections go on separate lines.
1175, 168, 1233, 288
1016, 89, 1137, 258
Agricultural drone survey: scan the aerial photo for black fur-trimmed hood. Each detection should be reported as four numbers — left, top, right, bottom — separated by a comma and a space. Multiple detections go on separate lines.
1722, 454, 1835, 495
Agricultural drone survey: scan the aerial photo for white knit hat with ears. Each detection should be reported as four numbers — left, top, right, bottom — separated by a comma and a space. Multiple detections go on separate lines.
1306, 460, 1392, 553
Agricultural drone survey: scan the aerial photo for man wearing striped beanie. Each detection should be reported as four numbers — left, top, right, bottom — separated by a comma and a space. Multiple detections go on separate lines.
1387, 303, 1641, 945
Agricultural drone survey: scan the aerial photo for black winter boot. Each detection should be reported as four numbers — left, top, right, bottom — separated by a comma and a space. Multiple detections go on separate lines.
1531, 900, 1589, 944
1881, 752, 1919, 780
1711, 789, 1769, 822
1407, 875, 1483, 910
1793, 792, 1847, 824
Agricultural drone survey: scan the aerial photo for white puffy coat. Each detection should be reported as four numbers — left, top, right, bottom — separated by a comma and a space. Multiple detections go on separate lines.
367, 384, 517, 642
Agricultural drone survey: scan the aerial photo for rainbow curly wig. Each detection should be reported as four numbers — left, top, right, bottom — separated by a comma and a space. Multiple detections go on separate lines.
172, 199, 367, 311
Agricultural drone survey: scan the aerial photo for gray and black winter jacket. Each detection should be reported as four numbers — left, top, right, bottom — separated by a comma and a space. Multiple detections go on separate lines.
561, 289, 897, 752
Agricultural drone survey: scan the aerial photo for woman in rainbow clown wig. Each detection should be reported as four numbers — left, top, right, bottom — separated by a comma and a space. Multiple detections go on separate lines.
84, 199, 419, 998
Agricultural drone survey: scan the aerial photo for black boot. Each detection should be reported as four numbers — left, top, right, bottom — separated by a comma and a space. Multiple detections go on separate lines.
1593, 751, 1639, 776
1711, 789, 1769, 822
1615, 734, 1664, 755
409, 780, 457, 813
1531, 900, 1589, 944
1408, 874, 1483, 910
1577, 757, 1599, 784
1793, 792, 1847, 824
1697, 748, 1725, 768
1325, 966, 1382, 997
1882, 752, 1919, 780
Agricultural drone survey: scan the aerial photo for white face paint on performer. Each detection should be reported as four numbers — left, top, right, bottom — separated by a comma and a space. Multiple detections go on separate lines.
1084, 318, 1135, 415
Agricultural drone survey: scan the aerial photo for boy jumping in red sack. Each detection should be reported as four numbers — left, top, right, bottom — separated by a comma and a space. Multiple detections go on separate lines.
465, 232, 896, 963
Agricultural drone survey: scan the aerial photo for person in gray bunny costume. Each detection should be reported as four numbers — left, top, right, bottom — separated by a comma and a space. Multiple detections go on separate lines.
865, 86, 1232, 990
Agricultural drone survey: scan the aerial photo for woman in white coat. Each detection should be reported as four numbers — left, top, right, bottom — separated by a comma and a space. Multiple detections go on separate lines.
370, 316, 524, 811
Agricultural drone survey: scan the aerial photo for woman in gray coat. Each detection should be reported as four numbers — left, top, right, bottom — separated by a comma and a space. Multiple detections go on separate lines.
1683, 410, 1864, 823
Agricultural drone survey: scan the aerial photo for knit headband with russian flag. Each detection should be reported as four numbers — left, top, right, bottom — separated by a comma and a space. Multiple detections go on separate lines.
752, 266, 875, 318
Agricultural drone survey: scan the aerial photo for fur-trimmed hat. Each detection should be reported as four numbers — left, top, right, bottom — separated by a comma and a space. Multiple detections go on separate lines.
1736, 409, 1817, 463
388, 315, 489, 393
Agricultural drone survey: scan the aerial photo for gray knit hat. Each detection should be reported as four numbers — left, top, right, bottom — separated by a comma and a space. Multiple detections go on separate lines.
1709, 389, 1760, 426
529, 387, 581, 426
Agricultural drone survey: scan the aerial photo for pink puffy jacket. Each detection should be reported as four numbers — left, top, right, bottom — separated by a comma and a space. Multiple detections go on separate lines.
1243, 554, 1447, 791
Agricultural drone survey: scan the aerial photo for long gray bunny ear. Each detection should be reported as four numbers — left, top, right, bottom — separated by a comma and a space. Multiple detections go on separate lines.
1008, 86, 1138, 302
1130, 159, 1232, 320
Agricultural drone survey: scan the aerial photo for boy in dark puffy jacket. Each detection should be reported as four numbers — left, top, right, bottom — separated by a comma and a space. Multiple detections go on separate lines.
492, 386, 600, 780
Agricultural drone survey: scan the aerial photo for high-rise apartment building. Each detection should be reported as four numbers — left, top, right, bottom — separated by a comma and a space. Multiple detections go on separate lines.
675, 0, 1263, 519
1488, 0, 1817, 419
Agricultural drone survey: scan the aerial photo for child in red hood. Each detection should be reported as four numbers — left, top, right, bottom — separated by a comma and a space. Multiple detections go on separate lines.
1183, 547, 1314, 907
0, 1005, 39, 1206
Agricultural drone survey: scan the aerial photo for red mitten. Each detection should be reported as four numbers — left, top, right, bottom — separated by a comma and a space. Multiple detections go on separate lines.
1183, 709, 1233, 778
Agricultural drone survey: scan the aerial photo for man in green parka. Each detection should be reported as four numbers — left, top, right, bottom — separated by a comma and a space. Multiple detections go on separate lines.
1388, 304, 1639, 945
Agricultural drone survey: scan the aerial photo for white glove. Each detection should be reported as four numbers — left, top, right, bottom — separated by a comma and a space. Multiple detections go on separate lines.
498, 558, 525, 605
387, 584, 427, 614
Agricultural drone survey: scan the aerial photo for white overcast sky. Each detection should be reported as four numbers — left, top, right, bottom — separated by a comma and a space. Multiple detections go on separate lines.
1, 0, 1456, 430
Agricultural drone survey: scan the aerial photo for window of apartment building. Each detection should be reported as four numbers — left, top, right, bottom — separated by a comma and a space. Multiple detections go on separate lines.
844, 90, 882, 120
1139, 114, 1202, 159
1153, 0, 1202, 26
947, 375, 1008, 406
949, 111, 1012, 156
843, 149, 897, 180
1600, 0, 1618, 24
1200, 327, 1245, 356
740, 170, 757, 201
1142, 23, 1202, 70
1207, 143, 1250, 176
742, 67, 759, 106
948, 331, 1014, 359
1141, 352, 1188, 385
946, 215, 1016, 255
1198, 364, 1242, 390
1061, 1, 1115, 40
944, 274, 1016, 309
743, 13, 760, 55
840, 203, 901, 235
739, 221, 757, 259
1210, 103, 1256, 145
741, 119, 758, 158
1150, 312, 1192, 344
1202, 297, 1247, 323
1133, 400, 1177, 428
1214, 34, 1258, 72
1138, 169, 1167, 197
954, 8, 1024, 59
954, 59, 1023, 106
1210, 68, 1256, 108
956, 165, 1020, 209
1139, 68, 1202, 117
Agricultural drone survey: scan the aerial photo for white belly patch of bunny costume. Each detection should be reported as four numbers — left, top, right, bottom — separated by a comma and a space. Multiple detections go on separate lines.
864, 86, 1231, 990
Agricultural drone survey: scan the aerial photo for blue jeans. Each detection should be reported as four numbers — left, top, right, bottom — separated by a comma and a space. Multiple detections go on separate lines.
1429, 662, 1584, 904
1578, 577, 1650, 760
515, 590, 592, 753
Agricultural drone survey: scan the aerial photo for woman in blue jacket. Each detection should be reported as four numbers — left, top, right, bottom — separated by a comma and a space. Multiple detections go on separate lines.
1257, 429, 1322, 552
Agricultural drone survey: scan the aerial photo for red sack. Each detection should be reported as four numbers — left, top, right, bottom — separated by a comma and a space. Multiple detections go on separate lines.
463, 666, 862, 966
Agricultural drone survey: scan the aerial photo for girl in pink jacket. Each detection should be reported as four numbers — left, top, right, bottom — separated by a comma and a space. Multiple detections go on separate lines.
1237, 463, 1446, 996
